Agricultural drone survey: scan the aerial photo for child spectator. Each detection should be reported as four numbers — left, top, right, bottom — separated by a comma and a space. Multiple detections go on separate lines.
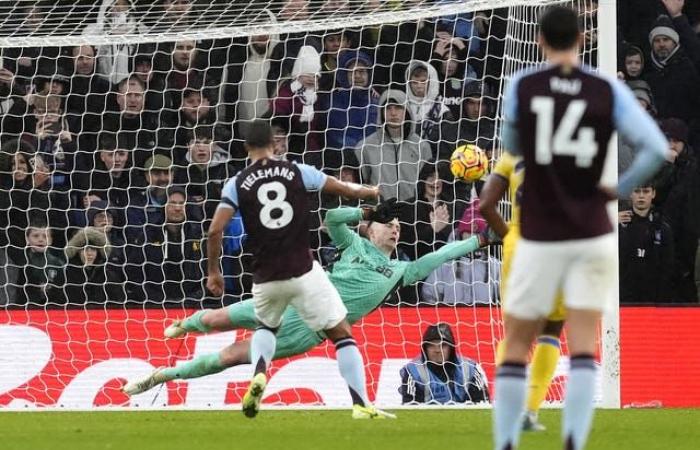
18, 222, 64, 305
618, 184, 675, 303
621, 45, 645, 80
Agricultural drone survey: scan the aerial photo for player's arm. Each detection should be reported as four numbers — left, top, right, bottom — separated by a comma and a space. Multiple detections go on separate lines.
499, 72, 524, 155
611, 79, 669, 197
206, 178, 238, 297
402, 235, 485, 285
479, 171, 510, 240
296, 162, 379, 201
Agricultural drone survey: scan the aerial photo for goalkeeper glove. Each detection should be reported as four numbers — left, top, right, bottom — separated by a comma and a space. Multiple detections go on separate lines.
363, 198, 401, 224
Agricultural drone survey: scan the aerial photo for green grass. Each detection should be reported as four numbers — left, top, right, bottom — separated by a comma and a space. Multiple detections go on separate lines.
1, 409, 698, 450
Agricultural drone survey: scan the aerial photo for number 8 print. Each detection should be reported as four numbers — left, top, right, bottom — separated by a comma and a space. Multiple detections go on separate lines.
258, 181, 294, 229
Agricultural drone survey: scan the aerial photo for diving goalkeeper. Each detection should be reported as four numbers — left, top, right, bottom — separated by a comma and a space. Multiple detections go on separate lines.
123, 203, 494, 396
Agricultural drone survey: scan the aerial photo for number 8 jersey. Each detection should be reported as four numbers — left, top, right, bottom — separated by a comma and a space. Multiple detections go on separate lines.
219, 158, 327, 283
501, 64, 661, 241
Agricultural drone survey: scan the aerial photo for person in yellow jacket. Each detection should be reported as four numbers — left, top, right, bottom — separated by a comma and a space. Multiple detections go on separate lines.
479, 151, 566, 431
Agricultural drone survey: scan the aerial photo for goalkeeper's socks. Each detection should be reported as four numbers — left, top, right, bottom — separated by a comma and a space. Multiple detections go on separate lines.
334, 337, 370, 407
493, 362, 527, 450
160, 353, 225, 380
527, 335, 561, 413
562, 354, 597, 450
181, 310, 212, 333
250, 327, 277, 376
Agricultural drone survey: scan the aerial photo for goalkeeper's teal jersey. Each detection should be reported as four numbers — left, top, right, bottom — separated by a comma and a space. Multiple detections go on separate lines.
225, 207, 481, 359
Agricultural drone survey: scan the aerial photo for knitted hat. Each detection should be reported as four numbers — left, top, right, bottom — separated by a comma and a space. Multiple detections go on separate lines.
660, 118, 689, 142
292, 45, 322, 78
649, 17, 679, 45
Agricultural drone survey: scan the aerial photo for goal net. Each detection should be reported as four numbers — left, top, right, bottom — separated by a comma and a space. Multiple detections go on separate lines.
0, 0, 611, 410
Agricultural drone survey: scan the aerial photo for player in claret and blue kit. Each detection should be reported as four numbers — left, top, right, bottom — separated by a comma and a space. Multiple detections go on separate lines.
490, 6, 668, 450
198, 120, 385, 419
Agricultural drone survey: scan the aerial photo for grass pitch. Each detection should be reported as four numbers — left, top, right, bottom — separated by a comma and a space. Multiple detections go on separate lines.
2, 409, 697, 450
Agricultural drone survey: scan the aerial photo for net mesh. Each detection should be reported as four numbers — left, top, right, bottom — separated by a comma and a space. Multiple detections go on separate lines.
0, 0, 601, 409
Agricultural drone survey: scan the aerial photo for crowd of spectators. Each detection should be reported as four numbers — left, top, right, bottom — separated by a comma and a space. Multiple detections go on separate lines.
1, 0, 695, 307
0, 0, 507, 307
617, 0, 700, 303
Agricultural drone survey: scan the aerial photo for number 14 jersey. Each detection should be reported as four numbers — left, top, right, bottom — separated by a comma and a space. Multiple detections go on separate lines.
503, 64, 617, 242
220, 158, 327, 283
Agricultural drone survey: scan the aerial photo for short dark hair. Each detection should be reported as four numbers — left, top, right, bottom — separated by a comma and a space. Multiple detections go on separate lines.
245, 120, 273, 149
117, 74, 146, 92
539, 6, 580, 50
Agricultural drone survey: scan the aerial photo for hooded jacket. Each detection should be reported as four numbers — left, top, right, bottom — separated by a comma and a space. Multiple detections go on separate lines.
324, 50, 379, 152
49, 227, 125, 304
83, 0, 145, 85
405, 60, 451, 138
355, 89, 432, 202
399, 323, 489, 404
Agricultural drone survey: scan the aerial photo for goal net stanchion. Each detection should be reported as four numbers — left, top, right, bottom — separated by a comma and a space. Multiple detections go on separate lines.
0, 0, 612, 410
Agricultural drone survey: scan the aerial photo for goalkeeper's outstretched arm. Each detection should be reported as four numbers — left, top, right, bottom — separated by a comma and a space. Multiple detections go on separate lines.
402, 235, 486, 286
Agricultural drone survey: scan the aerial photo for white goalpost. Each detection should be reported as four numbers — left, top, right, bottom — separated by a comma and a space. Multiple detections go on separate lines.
0, 0, 618, 411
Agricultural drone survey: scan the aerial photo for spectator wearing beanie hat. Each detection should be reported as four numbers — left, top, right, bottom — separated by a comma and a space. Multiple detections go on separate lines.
644, 16, 700, 124
270, 45, 324, 166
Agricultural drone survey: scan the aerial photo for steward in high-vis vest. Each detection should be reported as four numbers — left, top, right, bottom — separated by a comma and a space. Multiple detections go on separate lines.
399, 323, 490, 404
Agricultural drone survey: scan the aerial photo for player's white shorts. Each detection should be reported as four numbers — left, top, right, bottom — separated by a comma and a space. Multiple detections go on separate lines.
252, 261, 347, 332
504, 233, 616, 320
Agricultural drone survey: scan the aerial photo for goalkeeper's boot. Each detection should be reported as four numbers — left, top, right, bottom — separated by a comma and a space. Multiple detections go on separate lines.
522, 411, 546, 432
164, 320, 187, 339
122, 368, 169, 396
352, 404, 397, 419
242, 373, 267, 418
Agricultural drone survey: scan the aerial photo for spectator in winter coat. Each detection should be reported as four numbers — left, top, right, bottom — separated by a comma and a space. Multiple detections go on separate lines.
16, 223, 64, 305
233, 11, 280, 139
643, 17, 700, 124
104, 75, 159, 167
128, 186, 206, 303
654, 118, 700, 302
433, 80, 496, 161
171, 87, 231, 165
431, 35, 478, 119
126, 154, 171, 239
82, 0, 146, 85
48, 226, 125, 304
619, 184, 675, 304
324, 50, 379, 157
173, 127, 234, 222
270, 45, 324, 166
399, 163, 461, 260
405, 60, 453, 139
65, 45, 111, 154
399, 323, 489, 404
355, 89, 432, 202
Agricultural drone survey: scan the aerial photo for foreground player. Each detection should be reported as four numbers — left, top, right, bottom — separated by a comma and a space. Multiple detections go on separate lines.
492, 7, 667, 450
480, 151, 565, 432
205, 120, 384, 419
123, 204, 493, 402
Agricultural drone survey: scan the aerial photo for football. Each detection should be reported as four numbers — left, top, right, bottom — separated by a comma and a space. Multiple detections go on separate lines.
449, 144, 489, 182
